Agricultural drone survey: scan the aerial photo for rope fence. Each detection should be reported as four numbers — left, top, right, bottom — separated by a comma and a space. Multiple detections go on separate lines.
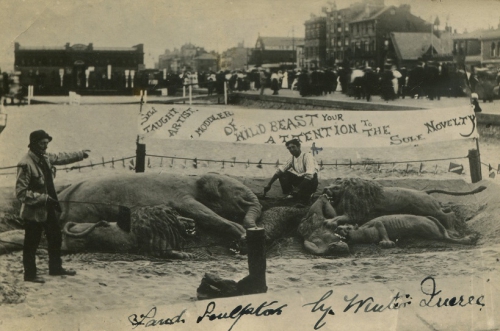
0, 153, 476, 177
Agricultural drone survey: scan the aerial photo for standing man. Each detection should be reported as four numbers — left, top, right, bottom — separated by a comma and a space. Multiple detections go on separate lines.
264, 139, 319, 203
16, 130, 90, 283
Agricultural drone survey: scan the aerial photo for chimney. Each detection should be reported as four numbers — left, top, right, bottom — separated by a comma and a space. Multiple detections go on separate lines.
365, 5, 371, 17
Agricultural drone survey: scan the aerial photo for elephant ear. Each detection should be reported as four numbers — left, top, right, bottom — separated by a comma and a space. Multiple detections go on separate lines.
197, 175, 222, 199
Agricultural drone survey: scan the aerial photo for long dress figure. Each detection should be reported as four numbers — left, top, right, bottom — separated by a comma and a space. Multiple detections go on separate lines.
281, 71, 289, 89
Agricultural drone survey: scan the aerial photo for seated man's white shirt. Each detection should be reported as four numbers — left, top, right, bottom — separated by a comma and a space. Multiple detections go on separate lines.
277, 152, 319, 180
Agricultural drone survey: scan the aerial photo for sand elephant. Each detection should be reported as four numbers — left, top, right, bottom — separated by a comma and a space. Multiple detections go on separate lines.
57, 173, 262, 241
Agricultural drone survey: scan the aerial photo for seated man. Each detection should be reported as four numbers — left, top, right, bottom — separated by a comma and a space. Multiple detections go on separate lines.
264, 139, 319, 203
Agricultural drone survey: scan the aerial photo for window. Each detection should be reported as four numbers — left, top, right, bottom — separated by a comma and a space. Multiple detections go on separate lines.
497, 42, 500, 57
491, 42, 496, 57
345, 24, 349, 32
337, 23, 342, 32
345, 38, 349, 46
337, 39, 342, 47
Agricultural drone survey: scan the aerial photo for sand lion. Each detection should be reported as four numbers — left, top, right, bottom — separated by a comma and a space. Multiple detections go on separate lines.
322, 178, 486, 233
335, 215, 476, 248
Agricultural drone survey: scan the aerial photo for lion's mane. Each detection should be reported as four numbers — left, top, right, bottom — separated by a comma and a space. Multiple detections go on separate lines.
131, 205, 190, 255
330, 178, 383, 222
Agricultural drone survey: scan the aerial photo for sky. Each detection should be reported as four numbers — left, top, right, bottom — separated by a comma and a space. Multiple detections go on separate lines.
1, 0, 500, 70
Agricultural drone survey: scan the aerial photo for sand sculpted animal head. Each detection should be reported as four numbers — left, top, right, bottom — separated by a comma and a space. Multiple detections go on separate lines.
322, 178, 383, 223
297, 194, 349, 256
322, 177, 486, 235
62, 205, 196, 259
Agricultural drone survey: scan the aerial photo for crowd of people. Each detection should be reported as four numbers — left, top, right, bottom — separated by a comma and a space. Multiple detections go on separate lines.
178, 60, 500, 103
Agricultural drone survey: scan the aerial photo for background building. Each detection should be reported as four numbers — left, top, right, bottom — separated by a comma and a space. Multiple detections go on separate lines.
158, 43, 211, 73
219, 42, 252, 71
193, 53, 218, 73
304, 15, 327, 69
388, 26, 455, 68
348, 3, 429, 68
453, 26, 500, 69
323, 0, 383, 67
14, 42, 144, 95
249, 36, 304, 68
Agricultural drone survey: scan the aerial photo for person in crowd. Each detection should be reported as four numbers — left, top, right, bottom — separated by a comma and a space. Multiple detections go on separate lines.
363, 66, 378, 102
206, 71, 216, 96
351, 66, 365, 100
270, 70, 280, 95
380, 65, 396, 101
228, 71, 237, 92
291, 70, 300, 92
391, 65, 402, 98
281, 70, 288, 90
264, 139, 319, 203
215, 70, 226, 95
324, 68, 338, 95
398, 67, 408, 99
288, 70, 297, 90
16, 130, 90, 283
424, 61, 439, 100
298, 69, 311, 97
338, 66, 350, 94
259, 69, 268, 95
408, 61, 426, 98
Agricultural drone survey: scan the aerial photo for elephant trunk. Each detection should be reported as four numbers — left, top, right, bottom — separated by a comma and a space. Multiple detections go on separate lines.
63, 221, 109, 238
241, 187, 262, 229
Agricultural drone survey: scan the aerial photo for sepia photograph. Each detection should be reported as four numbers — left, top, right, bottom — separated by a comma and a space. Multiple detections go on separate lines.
0, 0, 499, 329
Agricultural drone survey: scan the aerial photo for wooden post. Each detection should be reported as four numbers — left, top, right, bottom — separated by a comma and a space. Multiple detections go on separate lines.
136, 136, 146, 173
237, 227, 267, 295
468, 149, 482, 183
189, 85, 192, 105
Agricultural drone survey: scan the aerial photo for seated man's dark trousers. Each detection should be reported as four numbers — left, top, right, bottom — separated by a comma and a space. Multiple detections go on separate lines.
278, 172, 318, 202
23, 206, 63, 280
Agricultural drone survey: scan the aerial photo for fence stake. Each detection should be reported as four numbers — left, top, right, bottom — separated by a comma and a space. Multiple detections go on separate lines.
135, 135, 146, 173
102, 157, 105, 167
468, 149, 482, 183
111, 157, 115, 168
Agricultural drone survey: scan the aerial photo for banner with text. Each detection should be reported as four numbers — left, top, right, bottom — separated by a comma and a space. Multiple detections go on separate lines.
139, 105, 478, 148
